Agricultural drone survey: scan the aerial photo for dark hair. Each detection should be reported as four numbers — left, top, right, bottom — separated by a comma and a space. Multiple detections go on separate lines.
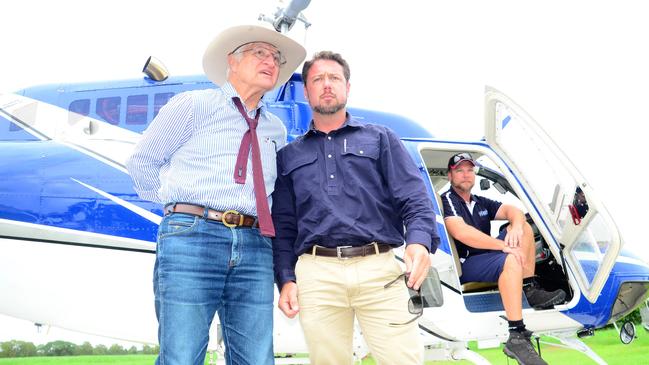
301, 51, 350, 85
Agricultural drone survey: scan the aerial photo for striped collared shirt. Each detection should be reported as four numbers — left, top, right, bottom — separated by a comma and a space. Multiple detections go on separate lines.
126, 82, 287, 216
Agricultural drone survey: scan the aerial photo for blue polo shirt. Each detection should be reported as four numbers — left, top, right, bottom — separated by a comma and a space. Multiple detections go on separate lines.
441, 187, 502, 258
272, 114, 440, 287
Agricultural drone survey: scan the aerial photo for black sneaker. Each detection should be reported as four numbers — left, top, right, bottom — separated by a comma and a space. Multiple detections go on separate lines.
504, 331, 548, 365
520, 329, 534, 339
524, 282, 566, 309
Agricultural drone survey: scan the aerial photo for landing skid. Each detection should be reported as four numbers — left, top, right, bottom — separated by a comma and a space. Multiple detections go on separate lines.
543, 334, 607, 365
423, 341, 491, 365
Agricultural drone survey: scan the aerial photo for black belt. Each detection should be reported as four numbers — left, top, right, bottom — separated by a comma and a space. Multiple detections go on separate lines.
164, 203, 258, 228
311, 243, 392, 259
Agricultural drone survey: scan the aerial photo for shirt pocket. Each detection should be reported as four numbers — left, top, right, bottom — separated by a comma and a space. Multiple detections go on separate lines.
281, 153, 319, 199
341, 140, 380, 174
339, 138, 383, 189
282, 153, 318, 177
342, 141, 379, 160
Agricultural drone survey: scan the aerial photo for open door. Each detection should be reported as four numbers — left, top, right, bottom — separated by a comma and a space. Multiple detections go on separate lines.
483, 87, 622, 303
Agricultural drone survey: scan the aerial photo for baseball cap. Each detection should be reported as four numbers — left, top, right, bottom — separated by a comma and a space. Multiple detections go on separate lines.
447, 152, 477, 170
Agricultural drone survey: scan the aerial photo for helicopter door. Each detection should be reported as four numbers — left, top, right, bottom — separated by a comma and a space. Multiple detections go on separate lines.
483, 87, 621, 303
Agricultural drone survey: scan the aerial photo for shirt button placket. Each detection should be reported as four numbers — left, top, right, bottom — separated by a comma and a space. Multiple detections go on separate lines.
325, 134, 337, 194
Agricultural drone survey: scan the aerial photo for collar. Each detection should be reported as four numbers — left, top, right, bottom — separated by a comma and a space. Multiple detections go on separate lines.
304, 112, 362, 137
221, 81, 266, 113
449, 186, 475, 204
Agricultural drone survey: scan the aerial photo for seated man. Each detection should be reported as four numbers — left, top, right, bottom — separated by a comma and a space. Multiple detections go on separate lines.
442, 152, 566, 365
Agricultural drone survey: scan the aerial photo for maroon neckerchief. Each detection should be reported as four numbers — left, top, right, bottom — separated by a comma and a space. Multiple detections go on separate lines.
232, 96, 275, 237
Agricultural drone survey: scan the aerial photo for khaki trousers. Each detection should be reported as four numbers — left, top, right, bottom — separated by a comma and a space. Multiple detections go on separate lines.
295, 249, 423, 365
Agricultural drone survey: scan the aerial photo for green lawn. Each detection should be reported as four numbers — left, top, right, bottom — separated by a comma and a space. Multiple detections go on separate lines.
1, 328, 647, 364
0, 355, 157, 365
422, 327, 649, 365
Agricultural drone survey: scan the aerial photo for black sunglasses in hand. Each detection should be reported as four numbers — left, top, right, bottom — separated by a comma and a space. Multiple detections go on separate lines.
384, 273, 423, 326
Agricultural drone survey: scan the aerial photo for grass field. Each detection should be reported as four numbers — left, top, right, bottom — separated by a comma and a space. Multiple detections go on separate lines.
1, 328, 647, 364
0, 355, 157, 365
422, 327, 649, 365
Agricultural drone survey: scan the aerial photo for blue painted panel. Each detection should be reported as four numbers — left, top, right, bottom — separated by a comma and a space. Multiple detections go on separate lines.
464, 291, 531, 313
563, 261, 649, 327
1, 141, 160, 242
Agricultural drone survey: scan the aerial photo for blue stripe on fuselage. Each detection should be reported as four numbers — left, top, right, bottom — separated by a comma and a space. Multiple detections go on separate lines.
0, 141, 160, 242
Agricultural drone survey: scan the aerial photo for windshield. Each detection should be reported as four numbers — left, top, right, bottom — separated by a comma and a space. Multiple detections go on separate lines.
0, 94, 140, 168
493, 101, 578, 234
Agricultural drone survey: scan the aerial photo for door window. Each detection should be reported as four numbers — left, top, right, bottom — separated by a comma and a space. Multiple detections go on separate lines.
484, 89, 621, 302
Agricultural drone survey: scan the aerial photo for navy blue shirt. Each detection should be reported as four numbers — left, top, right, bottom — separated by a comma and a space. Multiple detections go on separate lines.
441, 187, 502, 258
272, 115, 439, 287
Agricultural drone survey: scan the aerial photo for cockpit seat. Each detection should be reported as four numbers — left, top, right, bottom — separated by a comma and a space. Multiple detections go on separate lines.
447, 232, 499, 293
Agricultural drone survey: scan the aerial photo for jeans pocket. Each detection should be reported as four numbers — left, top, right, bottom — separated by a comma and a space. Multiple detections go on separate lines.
260, 235, 272, 249
158, 213, 199, 239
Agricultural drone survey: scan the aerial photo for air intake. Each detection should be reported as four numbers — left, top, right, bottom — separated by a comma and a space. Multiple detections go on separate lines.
142, 56, 169, 81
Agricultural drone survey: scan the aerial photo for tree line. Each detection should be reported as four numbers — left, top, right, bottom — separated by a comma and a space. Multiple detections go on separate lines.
0, 340, 159, 358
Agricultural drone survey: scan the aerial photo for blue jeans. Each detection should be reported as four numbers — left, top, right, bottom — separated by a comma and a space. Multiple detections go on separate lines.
154, 213, 274, 365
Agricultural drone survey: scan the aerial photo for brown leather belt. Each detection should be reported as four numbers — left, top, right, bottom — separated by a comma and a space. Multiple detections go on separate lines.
164, 203, 258, 228
311, 242, 392, 259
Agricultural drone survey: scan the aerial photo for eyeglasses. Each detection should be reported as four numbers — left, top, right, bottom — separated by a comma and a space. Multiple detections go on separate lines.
233, 46, 286, 67
384, 273, 423, 326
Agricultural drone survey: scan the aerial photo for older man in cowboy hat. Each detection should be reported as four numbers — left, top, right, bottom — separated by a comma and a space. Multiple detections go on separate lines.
126, 24, 305, 365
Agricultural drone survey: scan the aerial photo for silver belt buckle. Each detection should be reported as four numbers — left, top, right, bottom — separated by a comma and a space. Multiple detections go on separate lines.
336, 245, 352, 259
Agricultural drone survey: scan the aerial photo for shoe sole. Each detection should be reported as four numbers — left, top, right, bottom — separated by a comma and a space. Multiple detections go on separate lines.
504, 346, 547, 365
530, 290, 566, 310
503, 347, 524, 364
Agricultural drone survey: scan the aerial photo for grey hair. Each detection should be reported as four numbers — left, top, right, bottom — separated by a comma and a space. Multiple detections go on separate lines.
225, 51, 245, 80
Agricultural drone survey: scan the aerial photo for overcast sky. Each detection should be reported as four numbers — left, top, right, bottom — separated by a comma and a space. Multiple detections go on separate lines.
2, 0, 648, 345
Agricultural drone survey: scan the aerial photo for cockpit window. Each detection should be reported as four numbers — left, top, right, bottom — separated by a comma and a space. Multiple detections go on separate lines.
69, 99, 90, 116
126, 94, 148, 125
68, 99, 90, 124
96, 97, 121, 125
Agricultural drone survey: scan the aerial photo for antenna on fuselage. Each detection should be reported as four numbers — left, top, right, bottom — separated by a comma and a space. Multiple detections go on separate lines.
259, 0, 312, 33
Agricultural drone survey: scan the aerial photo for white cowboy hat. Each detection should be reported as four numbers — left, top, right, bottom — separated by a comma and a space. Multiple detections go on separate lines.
202, 24, 306, 88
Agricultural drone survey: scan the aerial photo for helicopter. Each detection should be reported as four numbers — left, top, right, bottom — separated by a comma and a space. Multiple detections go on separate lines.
1, 1, 648, 363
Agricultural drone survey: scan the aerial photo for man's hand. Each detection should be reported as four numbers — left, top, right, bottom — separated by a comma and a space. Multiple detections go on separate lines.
278, 281, 300, 318
504, 224, 524, 247
403, 243, 431, 290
